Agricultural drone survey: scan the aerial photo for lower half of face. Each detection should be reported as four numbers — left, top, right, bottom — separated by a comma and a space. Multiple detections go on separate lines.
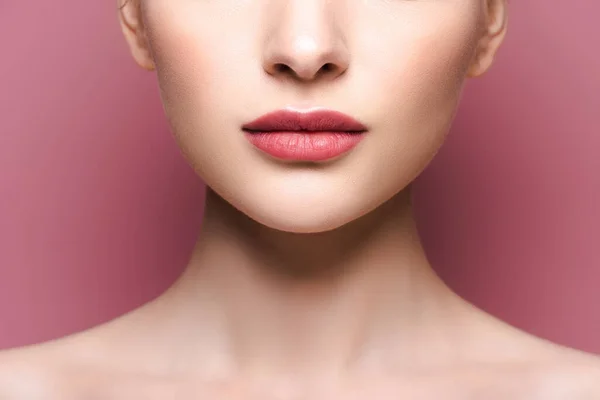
141, 0, 483, 233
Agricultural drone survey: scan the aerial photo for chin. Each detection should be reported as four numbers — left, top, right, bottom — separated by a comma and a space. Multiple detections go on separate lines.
251, 212, 352, 234
230, 192, 375, 234
203, 161, 413, 234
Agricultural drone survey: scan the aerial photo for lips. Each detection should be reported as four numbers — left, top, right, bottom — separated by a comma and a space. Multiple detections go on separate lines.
243, 109, 367, 133
242, 109, 367, 162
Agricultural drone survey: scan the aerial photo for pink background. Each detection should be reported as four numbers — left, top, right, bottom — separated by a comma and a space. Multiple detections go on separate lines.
1, 2, 599, 352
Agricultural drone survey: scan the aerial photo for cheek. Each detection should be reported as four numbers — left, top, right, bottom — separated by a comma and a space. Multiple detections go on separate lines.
368, 14, 480, 137
351, 14, 480, 187
393, 33, 475, 143
145, 25, 241, 164
148, 28, 218, 117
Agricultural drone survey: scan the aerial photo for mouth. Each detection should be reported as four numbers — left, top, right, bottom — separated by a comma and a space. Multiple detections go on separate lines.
242, 108, 368, 162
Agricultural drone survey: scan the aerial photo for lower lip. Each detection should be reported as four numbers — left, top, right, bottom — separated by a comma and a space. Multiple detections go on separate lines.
244, 131, 365, 162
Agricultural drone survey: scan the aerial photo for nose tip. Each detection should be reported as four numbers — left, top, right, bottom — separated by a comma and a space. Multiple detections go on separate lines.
262, 6, 349, 82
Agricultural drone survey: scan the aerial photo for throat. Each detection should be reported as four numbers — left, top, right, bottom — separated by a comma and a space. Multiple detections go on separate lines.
161, 188, 457, 374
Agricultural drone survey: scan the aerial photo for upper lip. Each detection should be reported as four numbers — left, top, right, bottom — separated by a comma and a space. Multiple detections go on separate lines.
242, 109, 368, 133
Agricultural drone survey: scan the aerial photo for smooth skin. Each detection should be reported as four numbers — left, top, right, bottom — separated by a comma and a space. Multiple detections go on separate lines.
1, 0, 600, 398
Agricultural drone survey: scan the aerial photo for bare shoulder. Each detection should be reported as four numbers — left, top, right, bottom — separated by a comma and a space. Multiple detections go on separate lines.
467, 306, 600, 398
0, 343, 68, 399
555, 355, 600, 397
527, 348, 600, 399
0, 323, 183, 400
0, 337, 134, 400
0, 325, 120, 399
0, 304, 179, 399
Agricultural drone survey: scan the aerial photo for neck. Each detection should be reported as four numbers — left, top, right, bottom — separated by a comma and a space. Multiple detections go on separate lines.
160, 187, 463, 377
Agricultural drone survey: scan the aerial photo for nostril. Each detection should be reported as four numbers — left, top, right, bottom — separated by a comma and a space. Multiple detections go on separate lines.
274, 64, 292, 74
321, 63, 334, 72
267, 61, 345, 80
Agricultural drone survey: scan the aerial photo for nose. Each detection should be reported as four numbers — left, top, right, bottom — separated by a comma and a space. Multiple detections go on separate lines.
262, 0, 350, 82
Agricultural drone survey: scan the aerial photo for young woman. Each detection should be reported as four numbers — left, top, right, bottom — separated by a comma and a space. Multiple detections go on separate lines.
1, 0, 599, 398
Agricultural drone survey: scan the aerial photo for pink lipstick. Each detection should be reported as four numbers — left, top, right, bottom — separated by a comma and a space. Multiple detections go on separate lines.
242, 109, 367, 162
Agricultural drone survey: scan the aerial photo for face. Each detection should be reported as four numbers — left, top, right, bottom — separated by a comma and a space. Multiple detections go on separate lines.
120, 0, 506, 233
